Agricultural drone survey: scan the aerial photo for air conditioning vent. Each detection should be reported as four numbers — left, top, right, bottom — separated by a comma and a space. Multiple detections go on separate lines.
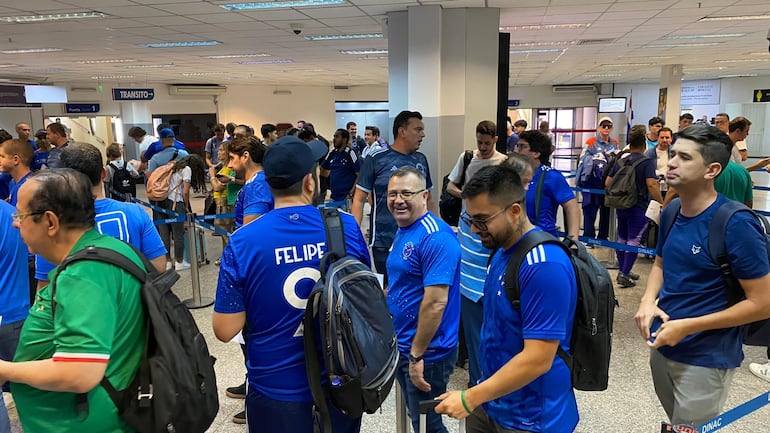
333, 85, 349, 90
168, 84, 226, 96
576, 38, 616, 46
552, 84, 597, 94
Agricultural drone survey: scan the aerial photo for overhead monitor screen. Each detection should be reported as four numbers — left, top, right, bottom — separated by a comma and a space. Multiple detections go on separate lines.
24, 85, 68, 103
598, 97, 626, 113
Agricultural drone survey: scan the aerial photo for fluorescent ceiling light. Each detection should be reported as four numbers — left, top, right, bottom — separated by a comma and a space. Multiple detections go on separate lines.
662, 33, 746, 40
600, 63, 655, 67
91, 75, 135, 79
141, 41, 220, 48
718, 73, 758, 78
619, 55, 674, 60
220, 0, 345, 11
684, 67, 727, 71
509, 48, 564, 54
20, 68, 65, 73
583, 73, 622, 78
714, 58, 770, 63
306, 33, 382, 41
500, 23, 590, 31
510, 41, 576, 47
0, 11, 105, 23
181, 72, 228, 76
76, 59, 137, 64
0, 48, 62, 54
126, 64, 175, 69
238, 59, 294, 64
644, 43, 720, 48
204, 54, 270, 59
340, 49, 387, 55
0, 64, 19, 68
699, 14, 770, 22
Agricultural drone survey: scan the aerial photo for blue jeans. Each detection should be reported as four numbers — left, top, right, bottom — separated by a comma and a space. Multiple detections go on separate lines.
246, 386, 361, 433
0, 320, 23, 433
395, 348, 458, 433
582, 195, 610, 240
615, 206, 648, 275
460, 296, 483, 387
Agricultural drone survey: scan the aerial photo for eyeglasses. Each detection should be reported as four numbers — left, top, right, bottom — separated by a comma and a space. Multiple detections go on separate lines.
12, 211, 45, 221
386, 189, 425, 200
516, 142, 530, 149
460, 203, 514, 232
599, 124, 613, 129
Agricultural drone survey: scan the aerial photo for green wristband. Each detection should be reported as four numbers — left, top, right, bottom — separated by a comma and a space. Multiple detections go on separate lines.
460, 390, 472, 415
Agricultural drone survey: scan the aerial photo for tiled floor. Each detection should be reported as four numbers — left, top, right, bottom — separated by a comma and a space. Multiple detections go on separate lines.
6, 167, 770, 432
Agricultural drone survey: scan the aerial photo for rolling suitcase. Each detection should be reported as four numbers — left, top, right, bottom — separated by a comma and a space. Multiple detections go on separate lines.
183, 226, 209, 266
419, 400, 466, 433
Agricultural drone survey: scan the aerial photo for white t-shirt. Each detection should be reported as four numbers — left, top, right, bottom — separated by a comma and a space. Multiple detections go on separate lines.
448, 150, 508, 186
168, 166, 192, 203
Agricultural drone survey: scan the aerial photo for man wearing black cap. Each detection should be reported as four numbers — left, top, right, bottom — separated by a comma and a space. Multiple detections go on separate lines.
213, 136, 370, 433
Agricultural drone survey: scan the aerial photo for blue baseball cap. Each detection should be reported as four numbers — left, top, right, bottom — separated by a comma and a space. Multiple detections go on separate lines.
159, 128, 175, 139
263, 137, 328, 189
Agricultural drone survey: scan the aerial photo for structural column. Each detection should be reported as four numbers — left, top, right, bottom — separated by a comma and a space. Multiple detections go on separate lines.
388, 6, 500, 188
659, 64, 683, 129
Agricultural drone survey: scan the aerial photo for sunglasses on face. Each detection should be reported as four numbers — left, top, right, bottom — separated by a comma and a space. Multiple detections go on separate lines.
600, 124, 613, 129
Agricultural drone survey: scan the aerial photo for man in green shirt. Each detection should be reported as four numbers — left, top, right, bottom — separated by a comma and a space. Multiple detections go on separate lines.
2, 168, 145, 433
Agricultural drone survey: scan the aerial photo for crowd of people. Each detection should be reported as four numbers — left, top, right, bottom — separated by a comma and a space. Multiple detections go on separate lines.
0, 110, 768, 433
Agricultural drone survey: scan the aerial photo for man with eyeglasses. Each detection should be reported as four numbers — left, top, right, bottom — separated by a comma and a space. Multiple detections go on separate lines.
435, 164, 578, 433
580, 117, 618, 242
385, 166, 460, 433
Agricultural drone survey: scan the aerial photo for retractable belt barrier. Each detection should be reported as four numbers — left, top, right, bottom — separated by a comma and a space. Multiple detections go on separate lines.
661, 390, 770, 433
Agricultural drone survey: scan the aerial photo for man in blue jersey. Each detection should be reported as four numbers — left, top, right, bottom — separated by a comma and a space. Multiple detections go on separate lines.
0, 139, 33, 206
33, 143, 167, 288
445, 120, 507, 387
0, 199, 30, 433
515, 130, 580, 239
385, 166, 461, 433
228, 135, 273, 229
634, 124, 770, 426
352, 110, 436, 281
141, 123, 186, 164
320, 128, 359, 209
436, 164, 578, 433
213, 136, 370, 433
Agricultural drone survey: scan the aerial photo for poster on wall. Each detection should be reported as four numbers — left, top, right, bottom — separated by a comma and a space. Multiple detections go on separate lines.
681, 80, 721, 105
658, 88, 668, 119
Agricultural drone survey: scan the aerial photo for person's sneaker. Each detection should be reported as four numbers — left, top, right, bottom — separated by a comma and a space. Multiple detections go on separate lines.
175, 260, 191, 271
616, 274, 636, 288
232, 410, 246, 424
215, 256, 222, 266
226, 382, 246, 399
749, 361, 770, 383
628, 272, 640, 280
165, 261, 173, 271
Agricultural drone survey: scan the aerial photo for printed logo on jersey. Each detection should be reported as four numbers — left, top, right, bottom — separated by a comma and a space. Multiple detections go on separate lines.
415, 163, 426, 176
402, 241, 415, 260
390, 165, 399, 172
691, 244, 701, 255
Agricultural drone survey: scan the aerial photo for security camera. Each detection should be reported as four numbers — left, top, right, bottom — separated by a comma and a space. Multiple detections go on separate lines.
290, 23, 303, 35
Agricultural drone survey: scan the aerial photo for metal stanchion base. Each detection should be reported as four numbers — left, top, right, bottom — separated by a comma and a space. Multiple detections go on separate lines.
183, 297, 215, 309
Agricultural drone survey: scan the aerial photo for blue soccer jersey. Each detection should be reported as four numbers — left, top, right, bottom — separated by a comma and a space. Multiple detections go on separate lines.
321, 148, 360, 202
656, 194, 769, 369
0, 201, 30, 325
214, 206, 370, 402
525, 166, 576, 237
386, 212, 461, 363
356, 148, 433, 248
234, 170, 274, 229
480, 228, 578, 433
35, 198, 168, 280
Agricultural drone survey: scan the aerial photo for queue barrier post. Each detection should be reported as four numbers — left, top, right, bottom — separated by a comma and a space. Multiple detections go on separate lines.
395, 383, 410, 433
182, 212, 214, 309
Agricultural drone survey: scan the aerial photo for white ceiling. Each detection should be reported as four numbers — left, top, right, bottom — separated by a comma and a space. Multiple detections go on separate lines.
0, 0, 768, 88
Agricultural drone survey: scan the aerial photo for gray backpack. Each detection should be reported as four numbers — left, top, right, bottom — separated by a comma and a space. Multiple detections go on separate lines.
605, 155, 649, 209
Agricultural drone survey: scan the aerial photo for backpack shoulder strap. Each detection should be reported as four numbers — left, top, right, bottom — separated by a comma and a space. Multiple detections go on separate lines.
303, 290, 332, 433
108, 162, 120, 171
459, 150, 474, 185
171, 149, 179, 161
534, 166, 549, 223
320, 207, 347, 260
659, 198, 681, 250
707, 200, 755, 305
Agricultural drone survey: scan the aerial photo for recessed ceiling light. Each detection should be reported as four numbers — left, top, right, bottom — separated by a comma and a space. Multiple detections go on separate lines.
583, 73, 622, 78
714, 58, 770, 63
509, 48, 564, 54
0, 11, 106, 23
91, 75, 135, 79
500, 23, 590, 31
76, 59, 137, 64
644, 43, 720, 48
510, 41, 576, 47
220, 0, 345, 11
340, 49, 388, 55
141, 41, 220, 48
718, 73, 759, 78
0, 48, 63, 54
126, 64, 175, 69
306, 33, 382, 41
662, 33, 746, 40
238, 59, 294, 64
204, 54, 270, 59
0, 64, 19, 68
699, 14, 770, 22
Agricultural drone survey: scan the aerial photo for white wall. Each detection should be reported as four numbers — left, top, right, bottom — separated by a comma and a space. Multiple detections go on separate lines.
509, 85, 598, 109
0, 107, 44, 138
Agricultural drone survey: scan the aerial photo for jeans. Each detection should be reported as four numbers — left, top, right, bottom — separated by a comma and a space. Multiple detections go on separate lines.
460, 296, 484, 387
582, 194, 610, 240
245, 386, 360, 433
466, 406, 534, 433
395, 348, 458, 433
151, 199, 173, 259
372, 247, 390, 287
0, 320, 23, 433
615, 206, 648, 275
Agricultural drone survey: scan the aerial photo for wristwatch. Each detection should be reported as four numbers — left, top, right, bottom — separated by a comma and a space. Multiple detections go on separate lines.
408, 353, 424, 364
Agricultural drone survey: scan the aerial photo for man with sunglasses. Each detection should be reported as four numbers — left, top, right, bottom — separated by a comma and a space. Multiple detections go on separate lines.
581, 117, 619, 242
435, 164, 578, 433
385, 166, 460, 433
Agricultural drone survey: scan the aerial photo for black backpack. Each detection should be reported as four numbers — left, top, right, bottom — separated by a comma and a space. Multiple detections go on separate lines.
505, 231, 616, 391
439, 150, 474, 226
604, 155, 649, 209
52, 245, 219, 433
303, 208, 398, 431
108, 160, 137, 201
660, 198, 770, 347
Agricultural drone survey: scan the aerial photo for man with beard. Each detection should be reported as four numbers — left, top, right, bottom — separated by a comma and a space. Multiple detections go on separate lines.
213, 136, 370, 433
435, 164, 578, 433
320, 128, 360, 209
